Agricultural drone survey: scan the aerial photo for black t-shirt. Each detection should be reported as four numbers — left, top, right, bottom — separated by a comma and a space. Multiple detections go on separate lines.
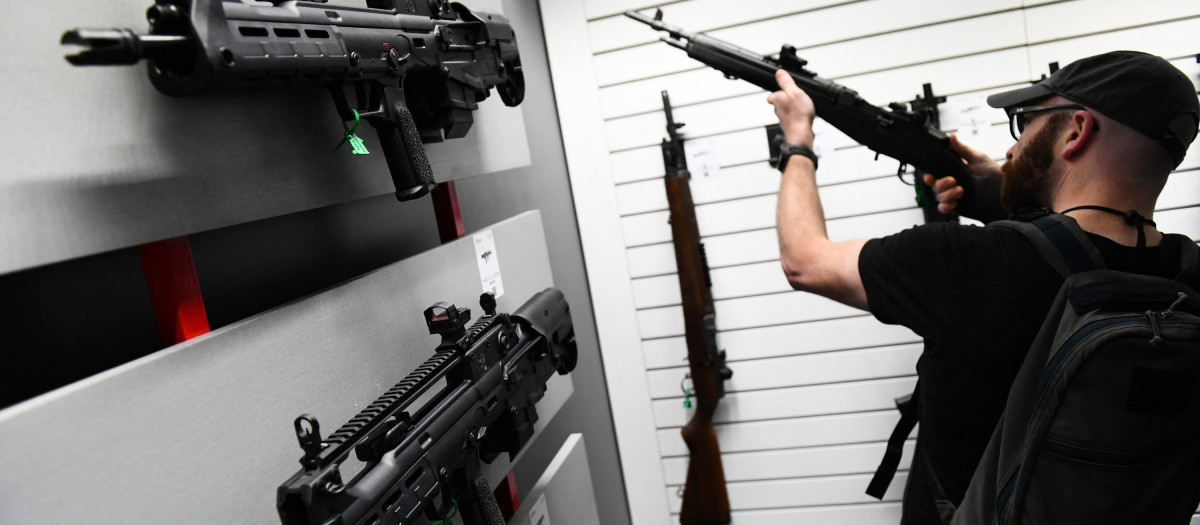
858, 221, 1190, 525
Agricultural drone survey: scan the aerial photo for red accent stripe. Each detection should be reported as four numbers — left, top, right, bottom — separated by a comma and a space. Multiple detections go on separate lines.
493, 470, 520, 520
138, 236, 210, 346
432, 181, 465, 243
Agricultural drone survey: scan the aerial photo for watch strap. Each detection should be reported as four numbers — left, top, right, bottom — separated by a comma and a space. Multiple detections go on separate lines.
777, 143, 818, 172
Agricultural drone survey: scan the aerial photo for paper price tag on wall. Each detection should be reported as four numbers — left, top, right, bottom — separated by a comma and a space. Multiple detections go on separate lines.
812, 118, 834, 160
957, 93, 992, 139
683, 137, 721, 179
474, 230, 504, 298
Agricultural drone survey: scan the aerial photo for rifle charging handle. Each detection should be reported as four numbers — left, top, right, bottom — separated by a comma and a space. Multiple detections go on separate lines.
479, 292, 497, 316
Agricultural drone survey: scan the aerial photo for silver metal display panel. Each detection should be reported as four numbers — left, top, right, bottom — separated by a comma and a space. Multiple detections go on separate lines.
507, 434, 600, 525
0, 210, 570, 524
0, 0, 529, 274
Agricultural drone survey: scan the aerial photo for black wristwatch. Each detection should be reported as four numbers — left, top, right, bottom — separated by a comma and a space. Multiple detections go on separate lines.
776, 143, 818, 172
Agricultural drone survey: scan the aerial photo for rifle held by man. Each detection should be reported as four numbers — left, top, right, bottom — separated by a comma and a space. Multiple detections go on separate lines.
661, 91, 733, 525
277, 288, 577, 525
627, 9, 1007, 223
63, 0, 525, 202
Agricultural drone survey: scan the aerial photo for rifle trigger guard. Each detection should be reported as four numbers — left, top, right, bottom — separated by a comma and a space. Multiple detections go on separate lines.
896, 163, 913, 185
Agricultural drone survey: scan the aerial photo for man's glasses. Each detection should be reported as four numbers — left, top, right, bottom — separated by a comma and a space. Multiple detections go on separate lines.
1006, 104, 1089, 140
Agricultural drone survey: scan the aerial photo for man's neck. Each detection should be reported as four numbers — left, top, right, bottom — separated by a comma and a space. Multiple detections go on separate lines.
1050, 166, 1163, 247
1058, 206, 1163, 247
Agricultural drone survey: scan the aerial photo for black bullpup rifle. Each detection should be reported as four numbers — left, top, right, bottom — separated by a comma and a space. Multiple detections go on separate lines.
277, 288, 577, 525
661, 91, 733, 525
62, 0, 525, 201
626, 10, 1007, 223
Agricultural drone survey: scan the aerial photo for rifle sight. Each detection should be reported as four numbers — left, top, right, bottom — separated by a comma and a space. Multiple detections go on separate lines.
624, 8, 695, 41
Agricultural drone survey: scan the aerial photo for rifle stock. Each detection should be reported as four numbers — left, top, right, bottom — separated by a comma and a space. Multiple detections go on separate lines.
681, 407, 728, 524
662, 91, 733, 525
627, 9, 1008, 224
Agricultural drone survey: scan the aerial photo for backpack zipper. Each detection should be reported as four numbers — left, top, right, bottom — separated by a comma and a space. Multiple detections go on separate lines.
998, 313, 1200, 523
1148, 292, 1189, 347
1036, 314, 1142, 393
1040, 439, 1196, 467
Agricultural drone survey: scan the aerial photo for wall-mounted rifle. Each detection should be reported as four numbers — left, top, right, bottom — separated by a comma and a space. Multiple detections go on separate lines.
660, 90, 733, 525
63, 0, 525, 202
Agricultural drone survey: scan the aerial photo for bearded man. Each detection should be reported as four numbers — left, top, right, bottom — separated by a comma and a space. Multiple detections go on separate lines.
766, 50, 1199, 524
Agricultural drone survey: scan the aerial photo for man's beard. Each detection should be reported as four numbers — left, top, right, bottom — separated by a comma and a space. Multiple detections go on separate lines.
1000, 113, 1067, 215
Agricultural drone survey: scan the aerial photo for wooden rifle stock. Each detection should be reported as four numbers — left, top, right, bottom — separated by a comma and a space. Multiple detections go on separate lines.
661, 91, 732, 525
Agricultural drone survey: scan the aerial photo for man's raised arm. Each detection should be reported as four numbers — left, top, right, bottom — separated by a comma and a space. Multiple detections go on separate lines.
769, 70, 870, 311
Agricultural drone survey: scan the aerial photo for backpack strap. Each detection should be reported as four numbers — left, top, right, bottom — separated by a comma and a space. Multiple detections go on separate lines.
867, 384, 920, 499
1170, 234, 1199, 285
994, 214, 1106, 277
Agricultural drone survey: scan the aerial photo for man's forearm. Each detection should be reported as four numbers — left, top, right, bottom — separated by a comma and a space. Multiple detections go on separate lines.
774, 131, 869, 310
777, 150, 828, 284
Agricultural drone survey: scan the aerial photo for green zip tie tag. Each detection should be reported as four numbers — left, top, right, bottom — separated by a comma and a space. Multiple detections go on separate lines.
347, 134, 369, 155
683, 390, 692, 409
432, 498, 459, 525
914, 179, 927, 207
333, 110, 369, 155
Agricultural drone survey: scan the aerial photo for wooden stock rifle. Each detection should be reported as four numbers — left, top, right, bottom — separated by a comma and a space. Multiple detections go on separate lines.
660, 91, 734, 525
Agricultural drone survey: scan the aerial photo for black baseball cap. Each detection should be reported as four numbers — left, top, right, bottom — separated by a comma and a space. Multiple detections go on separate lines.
987, 51, 1200, 167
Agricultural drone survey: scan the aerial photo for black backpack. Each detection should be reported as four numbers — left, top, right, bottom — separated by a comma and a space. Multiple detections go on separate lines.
870, 213, 1200, 524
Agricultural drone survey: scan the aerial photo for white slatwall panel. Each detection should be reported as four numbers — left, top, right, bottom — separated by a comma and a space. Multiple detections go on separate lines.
541, 0, 1200, 522
644, 315, 919, 370
662, 441, 917, 484
666, 473, 909, 513
646, 344, 921, 398
656, 410, 904, 456
653, 377, 920, 427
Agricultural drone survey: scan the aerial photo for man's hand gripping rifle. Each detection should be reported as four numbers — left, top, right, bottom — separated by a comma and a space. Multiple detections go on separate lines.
277, 288, 577, 525
62, 0, 525, 202
626, 10, 1007, 223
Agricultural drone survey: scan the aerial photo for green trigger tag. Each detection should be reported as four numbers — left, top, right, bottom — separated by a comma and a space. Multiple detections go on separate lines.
348, 134, 369, 155
915, 179, 927, 207
334, 110, 369, 155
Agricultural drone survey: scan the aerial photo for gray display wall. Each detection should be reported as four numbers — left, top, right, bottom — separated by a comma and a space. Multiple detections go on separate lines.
0, 0, 629, 523
451, 3, 629, 523
0, 0, 527, 274
0, 212, 571, 524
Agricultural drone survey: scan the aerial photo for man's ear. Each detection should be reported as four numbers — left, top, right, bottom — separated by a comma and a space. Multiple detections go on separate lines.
1061, 110, 1096, 160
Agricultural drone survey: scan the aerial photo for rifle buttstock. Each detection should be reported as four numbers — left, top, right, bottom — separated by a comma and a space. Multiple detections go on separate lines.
680, 423, 731, 524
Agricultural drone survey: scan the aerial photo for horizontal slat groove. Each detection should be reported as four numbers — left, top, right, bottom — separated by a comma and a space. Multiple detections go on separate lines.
652, 373, 918, 400
650, 341, 917, 369
658, 407, 900, 432
622, 206, 917, 249
638, 312, 869, 341
595, 8, 1034, 87
593, 0, 869, 55
665, 469, 909, 487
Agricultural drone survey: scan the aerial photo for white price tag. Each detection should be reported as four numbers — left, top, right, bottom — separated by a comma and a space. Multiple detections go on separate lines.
812, 118, 834, 160
473, 230, 504, 298
957, 93, 992, 139
683, 137, 721, 179
527, 493, 550, 525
